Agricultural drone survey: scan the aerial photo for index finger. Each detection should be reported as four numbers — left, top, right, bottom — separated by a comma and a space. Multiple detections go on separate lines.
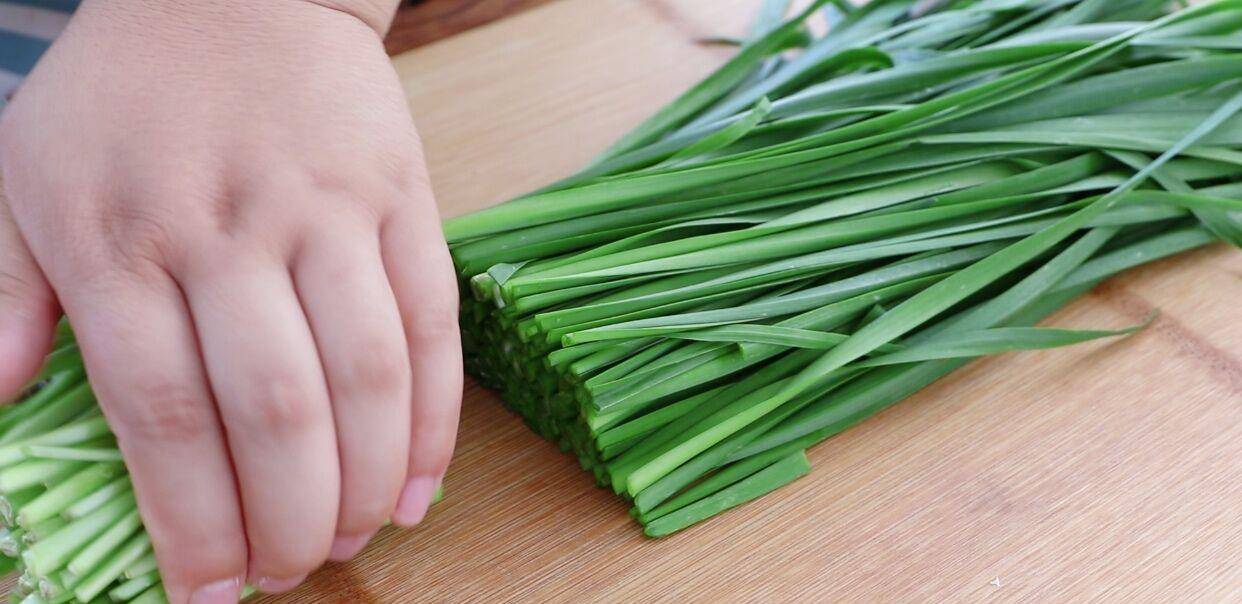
57, 267, 247, 604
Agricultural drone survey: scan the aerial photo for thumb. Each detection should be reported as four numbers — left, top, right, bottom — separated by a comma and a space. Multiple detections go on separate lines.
0, 182, 59, 400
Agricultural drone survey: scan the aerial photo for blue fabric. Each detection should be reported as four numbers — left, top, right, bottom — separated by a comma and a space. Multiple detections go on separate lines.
2, 0, 79, 13
0, 0, 78, 104
0, 28, 50, 75
0, 0, 79, 72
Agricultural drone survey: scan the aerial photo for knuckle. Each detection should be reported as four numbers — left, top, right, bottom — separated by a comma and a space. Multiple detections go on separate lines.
0, 239, 40, 308
403, 290, 460, 346
408, 430, 457, 477
305, 163, 361, 198
0, 269, 44, 316
335, 341, 409, 402
339, 493, 395, 534
0, 262, 32, 296
419, 451, 454, 477
384, 147, 432, 197
252, 542, 325, 579
404, 308, 459, 346
97, 205, 182, 269
227, 372, 321, 436
151, 528, 247, 581
106, 379, 217, 443
246, 163, 388, 226
408, 454, 453, 482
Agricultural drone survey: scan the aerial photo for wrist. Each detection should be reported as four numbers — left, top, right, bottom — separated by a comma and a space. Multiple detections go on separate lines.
295, 0, 401, 36
78, 0, 399, 41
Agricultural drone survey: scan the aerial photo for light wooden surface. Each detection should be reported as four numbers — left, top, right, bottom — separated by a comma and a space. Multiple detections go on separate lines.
260, 1, 1242, 602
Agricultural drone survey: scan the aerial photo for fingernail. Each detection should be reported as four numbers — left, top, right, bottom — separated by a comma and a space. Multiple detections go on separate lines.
392, 475, 438, 526
256, 573, 307, 594
189, 578, 242, 604
328, 531, 375, 562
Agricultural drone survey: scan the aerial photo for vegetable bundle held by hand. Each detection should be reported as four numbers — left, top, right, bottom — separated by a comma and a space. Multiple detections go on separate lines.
0, 327, 440, 603
447, 0, 1242, 537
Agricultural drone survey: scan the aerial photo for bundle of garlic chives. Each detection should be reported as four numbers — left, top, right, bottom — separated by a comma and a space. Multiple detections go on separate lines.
0, 326, 438, 601
0, 325, 171, 604
447, 0, 1242, 536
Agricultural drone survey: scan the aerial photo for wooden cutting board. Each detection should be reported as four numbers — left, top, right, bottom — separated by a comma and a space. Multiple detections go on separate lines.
260, 1, 1242, 601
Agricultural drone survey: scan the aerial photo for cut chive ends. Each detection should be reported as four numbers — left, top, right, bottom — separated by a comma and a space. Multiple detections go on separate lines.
0, 332, 444, 602
448, 0, 1241, 538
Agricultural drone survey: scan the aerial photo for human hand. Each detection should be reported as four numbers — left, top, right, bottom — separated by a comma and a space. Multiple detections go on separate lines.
0, 1, 461, 602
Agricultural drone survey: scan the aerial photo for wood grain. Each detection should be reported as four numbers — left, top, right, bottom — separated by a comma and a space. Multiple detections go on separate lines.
253, 0, 1242, 602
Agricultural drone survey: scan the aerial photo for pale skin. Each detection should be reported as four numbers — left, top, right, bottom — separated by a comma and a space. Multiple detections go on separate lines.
0, 1, 461, 603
